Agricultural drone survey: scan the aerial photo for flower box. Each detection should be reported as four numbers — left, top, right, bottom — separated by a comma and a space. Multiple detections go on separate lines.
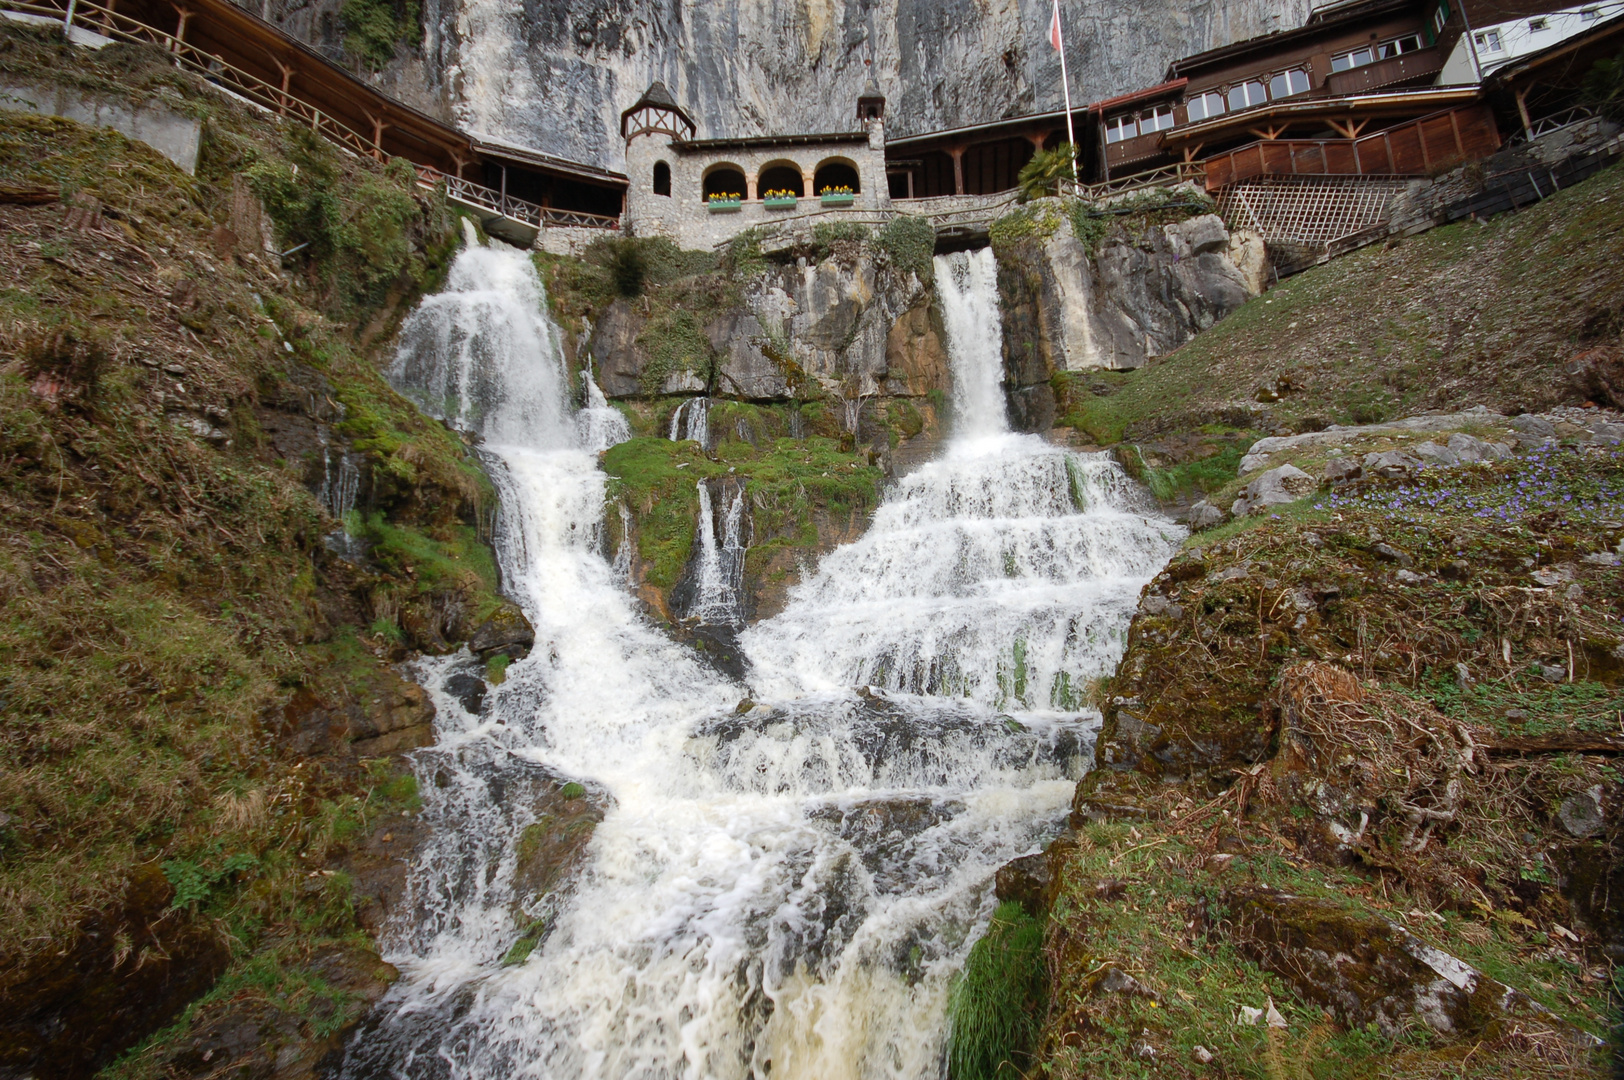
707, 198, 742, 213
820, 193, 856, 207
763, 195, 798, 210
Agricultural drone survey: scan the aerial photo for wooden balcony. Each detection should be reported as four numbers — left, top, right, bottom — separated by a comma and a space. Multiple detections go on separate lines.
1324, 47, 1445, 95
1202, 104, 1501, 190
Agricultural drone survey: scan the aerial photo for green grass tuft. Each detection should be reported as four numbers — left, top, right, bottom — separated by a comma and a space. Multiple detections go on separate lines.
947, 901, 1047, 1080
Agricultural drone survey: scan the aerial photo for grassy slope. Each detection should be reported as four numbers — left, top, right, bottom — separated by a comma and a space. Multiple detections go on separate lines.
965, 169, 1624, 1077
1058, 161, 1624, 448
0, 24, 503, 1070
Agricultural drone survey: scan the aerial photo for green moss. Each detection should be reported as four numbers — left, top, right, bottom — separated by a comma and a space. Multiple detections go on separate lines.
875, 214, 936, 281
989, 203, 1063, 255
339, 0, 420, 71
603, 435, 881, 591
560, 781, 586, 800
1139, 439, 1257, 502
636, 310, 714, 397
947, 901, 1047, 1080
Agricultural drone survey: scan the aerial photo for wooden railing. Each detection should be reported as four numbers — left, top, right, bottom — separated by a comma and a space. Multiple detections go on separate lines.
3, 0, 618, 233
421, 168, 619, 231
1202, 105, 1501, 190
1081, 161, 1206, 200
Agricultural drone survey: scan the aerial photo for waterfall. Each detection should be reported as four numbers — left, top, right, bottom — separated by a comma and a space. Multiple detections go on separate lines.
342, 239, 1181, 1080
685, 480, 748, 627
669, 396, 710, 446
317, 429, 364, 560
934, 248, 1008, 439
576, 369, 631, 453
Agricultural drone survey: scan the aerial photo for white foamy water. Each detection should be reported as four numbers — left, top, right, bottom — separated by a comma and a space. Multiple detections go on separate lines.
341, 241, 1179, 1080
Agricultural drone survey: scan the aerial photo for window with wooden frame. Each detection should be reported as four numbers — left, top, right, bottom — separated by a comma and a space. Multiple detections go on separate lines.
1377, 33, 1423, 58
1269, 68, 1311, 99
1141, 104, 1176, 133
1528, 17, 1549, 30
1474, 28, 1503, 52
1330, 45, 1376, 72
1228, 79, 1268, 110
1433, 1, 1450, 36
1104, 114, 1139, 144
1185, 90, 1226, 121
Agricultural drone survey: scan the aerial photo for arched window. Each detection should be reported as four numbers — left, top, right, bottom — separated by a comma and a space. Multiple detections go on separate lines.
701, 163, 746, 201
757, 161, 805, 198
813, 158, 861, 196
653, 160, 671, 197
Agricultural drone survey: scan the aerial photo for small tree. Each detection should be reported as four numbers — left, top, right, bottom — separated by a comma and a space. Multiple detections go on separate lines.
1582, 50, 1624, 123
1017, 143, 1078, 202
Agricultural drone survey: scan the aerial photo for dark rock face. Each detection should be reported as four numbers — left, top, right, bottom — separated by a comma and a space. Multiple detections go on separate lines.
995, 215, 1258, 414
469, 601, 535, 659
153, 944, 400, 1080
1219, 887, 1587, 1042
0, 865, 233, 1080
277, 667, 438, 758
1566, 345, 1624, 409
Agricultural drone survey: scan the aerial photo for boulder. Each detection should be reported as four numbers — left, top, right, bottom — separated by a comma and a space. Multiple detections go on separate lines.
1412, 441, 1457, 467
1565, 345, 1624, 409
1323, 456, 1362, 483
1511, 413, 1556, 437
1587, 422, 1624, 446
1445, 432, 1511, 462
1230, 464, 1315, 517
469, 602, 535, 659
994, 852, 1052, 916
1362, 450, 1421, 479
1221, 887, 1593, 1044
1186, 499, 1226, 529
1557, 786, 1604, 839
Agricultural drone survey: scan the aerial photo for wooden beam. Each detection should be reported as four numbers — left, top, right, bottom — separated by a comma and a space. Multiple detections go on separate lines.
948, 145, 965, 196
1515, 86, 1534, 138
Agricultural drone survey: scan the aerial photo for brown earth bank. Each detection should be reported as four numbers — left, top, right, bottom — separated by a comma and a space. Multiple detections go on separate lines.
963, 159, 1624, 1080
0, 23, 547, 1080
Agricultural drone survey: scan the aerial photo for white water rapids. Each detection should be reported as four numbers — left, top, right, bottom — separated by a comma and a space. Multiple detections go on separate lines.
341, 240, 1181, 1079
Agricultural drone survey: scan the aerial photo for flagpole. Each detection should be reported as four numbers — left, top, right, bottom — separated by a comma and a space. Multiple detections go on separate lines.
1052, 0, 1078, 194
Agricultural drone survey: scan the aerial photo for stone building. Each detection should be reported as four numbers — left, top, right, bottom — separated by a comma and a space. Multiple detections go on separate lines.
622, 79, 893, 249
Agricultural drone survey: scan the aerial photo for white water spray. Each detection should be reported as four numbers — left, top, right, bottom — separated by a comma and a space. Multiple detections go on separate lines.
343, 240, 1180, 1080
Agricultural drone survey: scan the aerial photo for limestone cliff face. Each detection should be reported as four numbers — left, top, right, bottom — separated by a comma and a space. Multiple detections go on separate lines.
242, 0, 1311, 169
996, 211, 1263, 430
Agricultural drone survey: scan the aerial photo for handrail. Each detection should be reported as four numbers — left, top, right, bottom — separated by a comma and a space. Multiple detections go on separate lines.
3, 0, 617, 234
1507, 106, 1598, 145
1079, 161, 1206, 201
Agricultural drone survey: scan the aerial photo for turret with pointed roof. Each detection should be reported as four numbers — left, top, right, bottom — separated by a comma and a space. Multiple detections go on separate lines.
621, 81, 696, 141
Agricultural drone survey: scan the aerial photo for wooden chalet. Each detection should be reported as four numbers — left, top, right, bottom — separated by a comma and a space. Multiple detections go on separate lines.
11, 0, 626, 222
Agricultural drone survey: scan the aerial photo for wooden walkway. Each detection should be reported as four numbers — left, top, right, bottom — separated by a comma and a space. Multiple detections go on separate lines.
1, 0, 624, 238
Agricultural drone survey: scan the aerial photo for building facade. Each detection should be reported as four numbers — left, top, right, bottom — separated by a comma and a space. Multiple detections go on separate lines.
622, 81, 892, 249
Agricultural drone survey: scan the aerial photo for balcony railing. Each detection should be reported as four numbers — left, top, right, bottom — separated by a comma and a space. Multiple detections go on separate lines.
1324, 47, 1443, 96
5, 0, 619, 235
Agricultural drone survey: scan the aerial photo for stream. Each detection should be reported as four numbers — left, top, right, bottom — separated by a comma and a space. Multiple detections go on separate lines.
338, 236, 1182, 1080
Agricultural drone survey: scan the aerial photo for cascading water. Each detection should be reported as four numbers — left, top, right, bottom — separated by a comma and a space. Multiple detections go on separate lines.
669, 396, 711, 446
341, 239, 1181, 1080
684, 480, 748, 627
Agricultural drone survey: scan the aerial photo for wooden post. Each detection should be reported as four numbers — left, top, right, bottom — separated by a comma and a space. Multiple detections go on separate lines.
948, 146, 965, 196
500, 165, 507, 214
1514, 87, 1533, 138
273, 59, 293, 116
368, 114, 387, 160
171, 6, 189, 52
99, 0, 115, 34
1448, 108, 1463, 160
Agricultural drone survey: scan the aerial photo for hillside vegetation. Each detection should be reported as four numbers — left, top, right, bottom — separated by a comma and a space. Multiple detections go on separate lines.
0, 23, 509, 1078
1058, 161, 1624, 451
